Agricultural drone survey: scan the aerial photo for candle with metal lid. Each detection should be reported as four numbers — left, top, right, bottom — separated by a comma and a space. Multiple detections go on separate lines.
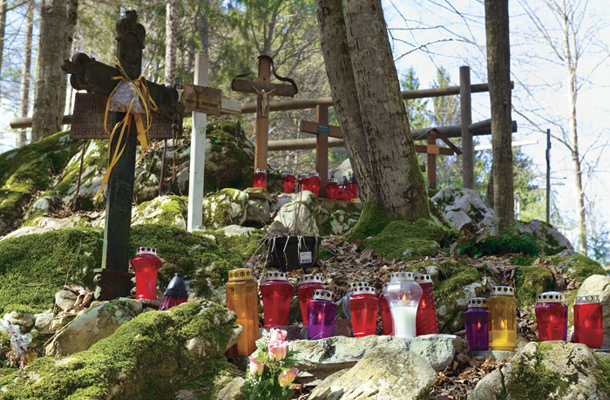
464, 297, 489, 351
298, 274, 324, 326
385, 272, 422, 338
535, 291, 567, 342
261, 270, 294, 328
574, 294, 603, 349
307, 289, 337, 340
488, 286, 517, 351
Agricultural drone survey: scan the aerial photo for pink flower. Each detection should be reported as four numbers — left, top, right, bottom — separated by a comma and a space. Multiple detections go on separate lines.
268, 340, 288, 361
278, 368, 298, 388
248, 356, 265, 376
269, 329, 288, 344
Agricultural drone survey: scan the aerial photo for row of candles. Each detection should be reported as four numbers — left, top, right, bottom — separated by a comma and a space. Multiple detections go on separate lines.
253, 168, 359, 201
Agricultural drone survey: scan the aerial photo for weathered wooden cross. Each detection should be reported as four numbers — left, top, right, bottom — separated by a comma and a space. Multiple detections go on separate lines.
62, 11, 184, 300
231, 55, 298, 172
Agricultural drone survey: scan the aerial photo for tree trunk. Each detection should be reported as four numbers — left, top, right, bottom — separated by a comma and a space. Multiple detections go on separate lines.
485, 0, 514, 231
57, 0, 78, 129
316, 0, 429, 221
32, 0, 67, 141
0, 0, 7, 95
164, 0, 179, 85
17, 0, 34, 148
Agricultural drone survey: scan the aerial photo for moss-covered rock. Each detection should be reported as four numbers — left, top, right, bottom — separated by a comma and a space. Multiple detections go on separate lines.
272, 191, 322, 236
202, 188, 249, 230
317, 199, 361, 236
0, 301, 241, 400
132, 195, 188, 229
431, 186, 495, 231
518, 220, 575, 256
434, 262, 482, 333
346, 201, 394, 242
559, 253, 606, 284
515, 265, 555, 309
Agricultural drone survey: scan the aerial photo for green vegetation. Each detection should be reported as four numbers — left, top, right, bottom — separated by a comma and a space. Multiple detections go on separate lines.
456, 222, 543, 258
593, 353, 610, 395
515, 265, 555, 308
436, 261, 481, 305
560, 253, 606, 283
346, 201, 394, 242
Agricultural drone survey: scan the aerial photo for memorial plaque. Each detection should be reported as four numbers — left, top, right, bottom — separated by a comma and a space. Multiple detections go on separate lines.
183, 84, 221, 115
71, 92, 176, 140
317, 124, 330, 135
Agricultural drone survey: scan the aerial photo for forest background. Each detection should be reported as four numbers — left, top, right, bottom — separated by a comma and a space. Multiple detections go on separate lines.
0, 0, 607, 261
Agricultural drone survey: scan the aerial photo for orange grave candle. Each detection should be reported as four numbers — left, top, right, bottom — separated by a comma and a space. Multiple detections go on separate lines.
226, 268, 259, 356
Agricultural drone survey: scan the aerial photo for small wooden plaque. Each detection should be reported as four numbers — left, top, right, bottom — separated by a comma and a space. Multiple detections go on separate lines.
427, 145, 440, 155
183, 84, 221, 115
71, 92, 177, 140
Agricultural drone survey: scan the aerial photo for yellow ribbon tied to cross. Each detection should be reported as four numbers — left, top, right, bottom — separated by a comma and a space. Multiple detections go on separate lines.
94, 59, 158, 200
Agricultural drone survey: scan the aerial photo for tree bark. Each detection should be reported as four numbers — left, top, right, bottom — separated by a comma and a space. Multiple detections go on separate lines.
164, 0, 179, 85
485, 0, 514, 231
32, 0, 67, 141
0, 0, 7, 95
316, 0, 429, 220
17, 0, 34, 148
57, 0, 78, 129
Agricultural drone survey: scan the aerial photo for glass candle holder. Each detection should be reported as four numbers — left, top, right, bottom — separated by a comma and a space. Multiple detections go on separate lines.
350, 286, 378, 337
464, 297, 489, 351
226, 268, 259, 356
337, 176, 352, 202
131, 247, 163, 301
414, 273, 438, 336
282, 171, 296, 193
298, 173, 309, 192
260, 270, 294, 328
159, 273, 188, 311
488, 286, 517, 351
253, 168, 267, 188
309, 172, 321, 197
341, 282, 369, 320
385, 272, 423, 338
574, 294, 603, 349
535, 291, 567, 342
298, 274, 324, 326
307, 289, 337, 340
379, 282, 393, 335
326, 179, 338, 200
349, 174, 358, 199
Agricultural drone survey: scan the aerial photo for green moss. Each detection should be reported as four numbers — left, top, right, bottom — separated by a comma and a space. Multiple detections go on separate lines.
436, 262, 481, 306
2, 304, 37, 314
180, 359, 238, 399
564, 289, 578, 329
135, 196, 187, 227
515, 265, 554, 309
560, 254, 605, 283
593, 353, 610, 396
204, 229, 263, 259
346, 201, 394, 242
510, 255, 536, 266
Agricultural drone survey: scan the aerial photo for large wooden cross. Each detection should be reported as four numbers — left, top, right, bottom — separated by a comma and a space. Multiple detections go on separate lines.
231, 55, 297, 173
62, 11, 184, 300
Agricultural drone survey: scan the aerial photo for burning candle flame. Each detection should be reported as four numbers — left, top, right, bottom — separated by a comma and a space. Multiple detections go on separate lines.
476, 321, 482, 330
401, 294, 407, 302
501, 319, 506, 329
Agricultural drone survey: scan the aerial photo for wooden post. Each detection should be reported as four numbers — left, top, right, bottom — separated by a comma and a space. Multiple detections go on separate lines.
546, 128, 551, 224
187, 54, 208, 232
460, 66, 474, 189
427, 130, 438, 189
254, 57, 271, 171
316, 105, 329, 197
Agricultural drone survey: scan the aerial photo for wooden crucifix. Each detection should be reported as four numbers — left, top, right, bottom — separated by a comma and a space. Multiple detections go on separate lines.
231, 55, 298, 172
414, 129, 462, 189
62, 10, 184, 300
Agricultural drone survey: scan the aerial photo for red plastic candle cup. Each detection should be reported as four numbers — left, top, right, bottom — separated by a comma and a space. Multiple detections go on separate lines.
326, 179, 338, 200
261, 270, 295, 328
350, 286, 378, 337
282, 171, 296, 193
349, 174, 358, 199
131, 247, 163, 301
414, 273, 438, 335
307, 289, 337, 340
253, 168, 267, 188
535, 291, 567, 342
464, 297, 489, 351
159, 273, 188, 311
298, 173, 309, 192
341, 282, 369, 321
309, 172, 322, 197
379, 282, 393, 335
574, 294, 603, 349
337, 176, 352, 202
298, 274, 324, 326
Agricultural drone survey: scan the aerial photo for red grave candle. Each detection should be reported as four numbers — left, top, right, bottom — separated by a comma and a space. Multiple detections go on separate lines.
535, 291, 567, 341
349, 174, 358, 199
309, 172, 321, 197
378, 282, 393, 335
282, 171, 296, 193
337, 176, 352, 202
131, 247, 163, 301
326, 178, 339, 200
574, 294, 603, 349
414, 273, 439, 335
350, 286, 378, 337
253, 168, 267, 188
159, 273, 188, 311
298, 274, 324, 326
260, 270, 295, 328
298, 173, 309, 192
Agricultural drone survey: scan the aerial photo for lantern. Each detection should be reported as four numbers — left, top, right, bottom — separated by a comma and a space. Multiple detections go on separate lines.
340, 282, 369, 320
384, 272, 422, 338
309, 172, 321, 197
337, 176, 352, 202
226, 268, 259, 356
298, 173, 309, 192
349, 174, 358, 199
414, 273, 438, 336
488, 286, 517, 351
535, 291, 567, 342
260, 270, 294, 328
253, 168, 267, 188
326, 178, 339, 200
282, 171, 296, 193
131, 247, 163, 301
350, 286, 378, 337
307, 289, 337, 340
378, 282, 393, 335
463, 297, 489, 351
159, 273, 188, 311
298, 274, 324, 326
574, 294, 603, 349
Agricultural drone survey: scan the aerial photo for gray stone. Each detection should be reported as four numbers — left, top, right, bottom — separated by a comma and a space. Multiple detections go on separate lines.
291, 334, 466, 379
131, 195, 188, 230
215, 377, 246, 400
133, 170, 159, 204
245, 198, 271, 226
272, 191, 321, 236
469, 341, 607, 400
202, 188, 249, 229
308, 346, 437, 400
3, 311, 35, 330
55, 289, 78, 311
518, 219, 575, 256
578, 274, 610, 349
432, 186, 495, 231
34, 311, 55, 334
468, 350, 515, 362
220, 225, 257, 237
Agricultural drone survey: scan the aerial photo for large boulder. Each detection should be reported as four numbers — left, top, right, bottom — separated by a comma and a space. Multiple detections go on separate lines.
131, 195, 188, 230
202, 188, 249, 229
432, 186, 495, 231
307, 346, 437, 400
518, 220, 575, 256
271, 191, 322, 236
469, 341, 609, 399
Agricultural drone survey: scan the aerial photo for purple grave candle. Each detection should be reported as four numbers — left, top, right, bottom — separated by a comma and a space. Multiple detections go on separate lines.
307, 289, 337, 340
464, 297, 489, 351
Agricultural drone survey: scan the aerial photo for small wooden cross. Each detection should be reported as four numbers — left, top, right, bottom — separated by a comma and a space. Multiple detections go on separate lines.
62, 10, 184, 300
414, 129, 462, 189
231, 55, 297, 171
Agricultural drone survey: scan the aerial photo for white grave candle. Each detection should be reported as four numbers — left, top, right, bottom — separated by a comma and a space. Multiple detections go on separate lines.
391, 306, 418, 338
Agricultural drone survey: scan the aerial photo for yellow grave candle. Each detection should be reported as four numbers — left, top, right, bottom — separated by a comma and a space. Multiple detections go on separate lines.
226, 268, 259, 356
488, 286, 517, 351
